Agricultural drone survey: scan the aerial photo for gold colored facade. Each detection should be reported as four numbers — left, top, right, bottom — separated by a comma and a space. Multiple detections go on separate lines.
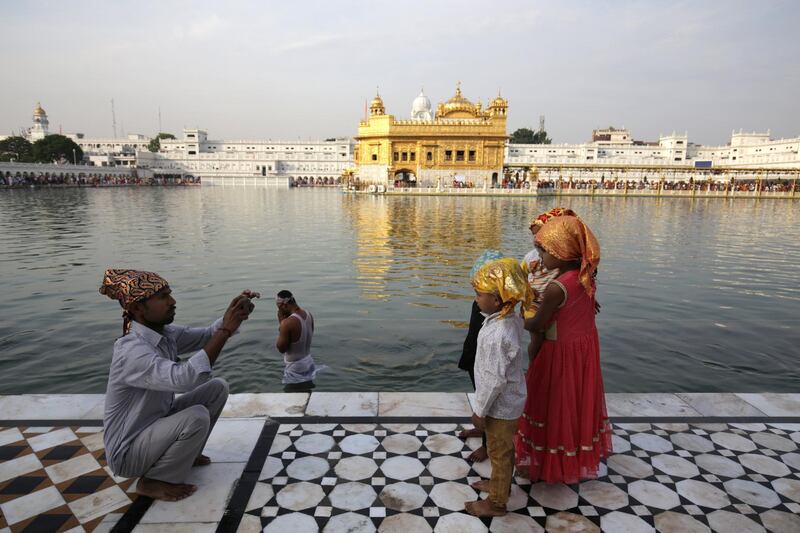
355, 84, 508, 187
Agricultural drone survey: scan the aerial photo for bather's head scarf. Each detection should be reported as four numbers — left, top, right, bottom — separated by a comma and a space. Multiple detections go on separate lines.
470, 253, 532, 318
99, 269, 169, 335
530, 207, 577, 228
535, 216, 600, 298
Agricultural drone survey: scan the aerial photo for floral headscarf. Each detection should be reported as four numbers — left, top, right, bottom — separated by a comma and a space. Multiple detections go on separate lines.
530, 207, 577, 228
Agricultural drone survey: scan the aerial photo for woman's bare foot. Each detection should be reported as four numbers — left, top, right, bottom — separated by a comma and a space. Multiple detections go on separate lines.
193, 454, 211, 466
468, 446, 488, 462
470, 479, 491, 492
458, 428, 483, 439
464, 499, 506, 517
137, 477, 197, 501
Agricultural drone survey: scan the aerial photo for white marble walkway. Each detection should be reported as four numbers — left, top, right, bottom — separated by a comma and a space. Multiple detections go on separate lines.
2, 392, 799, 421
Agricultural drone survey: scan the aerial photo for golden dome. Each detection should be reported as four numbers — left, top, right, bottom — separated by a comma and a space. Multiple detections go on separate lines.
490, 95, 508, 107
33, 101, 46, 117
369, 91, 386, 116
439, 82, 477, 118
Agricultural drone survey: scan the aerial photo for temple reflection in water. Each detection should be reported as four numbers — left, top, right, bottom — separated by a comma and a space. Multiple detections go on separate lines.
341, 194, 511, 303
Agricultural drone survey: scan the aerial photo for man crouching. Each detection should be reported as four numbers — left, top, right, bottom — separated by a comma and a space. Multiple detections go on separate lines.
99, 268, 258, 501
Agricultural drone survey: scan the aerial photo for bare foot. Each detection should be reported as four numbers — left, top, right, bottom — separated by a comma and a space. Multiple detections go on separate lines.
468, 446, 488, 462
193, 454, 211, 466
470, 479, 491, 492
136, 477, 197, 501
464, 499, 506, 517
459, 428, 483, 439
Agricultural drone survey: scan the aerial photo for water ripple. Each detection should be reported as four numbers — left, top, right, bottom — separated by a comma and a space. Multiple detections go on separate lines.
0, 189, 798, 393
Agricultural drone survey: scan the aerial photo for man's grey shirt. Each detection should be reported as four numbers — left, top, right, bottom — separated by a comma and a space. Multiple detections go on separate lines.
103, 318, 224, 473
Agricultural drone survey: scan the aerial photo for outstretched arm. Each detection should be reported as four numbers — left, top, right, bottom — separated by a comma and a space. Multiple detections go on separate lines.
172, 291, 259, 354
204, 294, 254, 365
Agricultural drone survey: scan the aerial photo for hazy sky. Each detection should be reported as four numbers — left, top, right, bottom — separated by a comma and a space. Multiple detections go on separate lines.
2, 0, 798, 145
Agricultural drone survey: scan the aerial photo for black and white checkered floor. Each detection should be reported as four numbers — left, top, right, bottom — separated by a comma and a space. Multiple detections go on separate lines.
234, 420, 800, 533
0, 424, 135, 532
2, 419, 800, 532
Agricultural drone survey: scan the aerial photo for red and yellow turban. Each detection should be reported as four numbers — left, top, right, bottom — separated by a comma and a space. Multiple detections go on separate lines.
530, 207, 577, 228
99, 269, 169, 334
471, 257, 532, 318
535, 216, 600, 298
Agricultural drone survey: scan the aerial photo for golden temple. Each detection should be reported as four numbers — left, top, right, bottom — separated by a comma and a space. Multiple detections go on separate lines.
354, 83, 508, 188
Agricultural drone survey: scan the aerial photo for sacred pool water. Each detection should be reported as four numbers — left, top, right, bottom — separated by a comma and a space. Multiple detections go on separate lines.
0, 187, 797, 394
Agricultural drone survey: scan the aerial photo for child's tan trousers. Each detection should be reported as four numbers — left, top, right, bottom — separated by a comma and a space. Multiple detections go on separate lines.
485, 416, 518, 508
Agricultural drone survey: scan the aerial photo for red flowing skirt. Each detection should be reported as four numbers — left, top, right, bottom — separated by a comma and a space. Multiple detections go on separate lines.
515, 331, 612, 484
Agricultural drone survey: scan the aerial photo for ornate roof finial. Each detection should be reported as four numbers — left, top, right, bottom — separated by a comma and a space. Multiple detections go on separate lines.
456, 81, 462, 96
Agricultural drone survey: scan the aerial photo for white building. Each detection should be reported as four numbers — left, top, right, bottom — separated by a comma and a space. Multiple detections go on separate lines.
692, 130, 800, 168
67, 133, 150, 155
136, 128, 356, 185
66, 133, 149, 167
506, 128, 800, 169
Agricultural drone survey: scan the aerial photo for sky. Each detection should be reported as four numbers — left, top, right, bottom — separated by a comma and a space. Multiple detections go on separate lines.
1, 0, 798, 145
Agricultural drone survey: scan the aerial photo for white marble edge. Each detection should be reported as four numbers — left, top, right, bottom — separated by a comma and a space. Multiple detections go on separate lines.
0, 392, 798, 420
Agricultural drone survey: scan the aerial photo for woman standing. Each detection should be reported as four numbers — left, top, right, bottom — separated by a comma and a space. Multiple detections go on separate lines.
515, 215, 612, 484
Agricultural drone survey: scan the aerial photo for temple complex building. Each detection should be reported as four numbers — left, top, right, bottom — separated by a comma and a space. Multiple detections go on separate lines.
355, 84, 509, 187
137, 129, 355, 185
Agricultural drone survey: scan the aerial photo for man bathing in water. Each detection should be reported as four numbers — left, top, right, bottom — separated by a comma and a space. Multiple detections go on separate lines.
276, 290, 325, 392
100, 269, 258, 501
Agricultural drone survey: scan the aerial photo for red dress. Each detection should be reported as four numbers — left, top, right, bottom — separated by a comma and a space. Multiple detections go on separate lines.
515, 269, 612, 484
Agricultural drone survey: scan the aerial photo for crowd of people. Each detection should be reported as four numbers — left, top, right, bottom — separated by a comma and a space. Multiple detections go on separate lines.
290, 176, 340, 187
1, 172, 200, 188
386, 175, 797, 193
527, 177, 796, 192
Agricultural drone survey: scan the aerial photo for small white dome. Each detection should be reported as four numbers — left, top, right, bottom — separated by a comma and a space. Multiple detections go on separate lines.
411, 90, 433, 120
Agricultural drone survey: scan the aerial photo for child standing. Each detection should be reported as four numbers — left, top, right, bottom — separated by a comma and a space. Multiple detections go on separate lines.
465, 254, 531, 517
516, 215, 612, 484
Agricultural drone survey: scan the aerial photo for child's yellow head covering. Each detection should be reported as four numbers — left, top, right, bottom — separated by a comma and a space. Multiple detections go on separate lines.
470, 255, 532, 318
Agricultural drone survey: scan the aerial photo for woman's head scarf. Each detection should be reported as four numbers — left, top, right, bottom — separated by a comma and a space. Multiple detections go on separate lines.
535, 216, 600, 297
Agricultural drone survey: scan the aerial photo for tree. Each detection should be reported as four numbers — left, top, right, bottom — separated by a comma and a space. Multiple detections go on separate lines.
148, 132, 176, 152
532, 129, 552, 144
31, 135, 83, 164
510, 127, 552, 145
0, 136, 34, 162
510, 128, 536, 144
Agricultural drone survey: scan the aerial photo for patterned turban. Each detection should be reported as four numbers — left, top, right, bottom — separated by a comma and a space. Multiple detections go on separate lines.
530, 207, 577, 228
471, 255, 532, 318
99, 269, 169, 334
535, 216, 600, 298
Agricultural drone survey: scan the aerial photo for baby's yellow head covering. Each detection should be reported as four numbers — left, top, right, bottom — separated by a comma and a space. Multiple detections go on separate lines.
470, 255, 532, 318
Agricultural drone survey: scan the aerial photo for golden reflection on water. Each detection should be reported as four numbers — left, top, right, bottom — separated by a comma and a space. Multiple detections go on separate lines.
342, 196, 394, 300
341, 194, 506, 303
